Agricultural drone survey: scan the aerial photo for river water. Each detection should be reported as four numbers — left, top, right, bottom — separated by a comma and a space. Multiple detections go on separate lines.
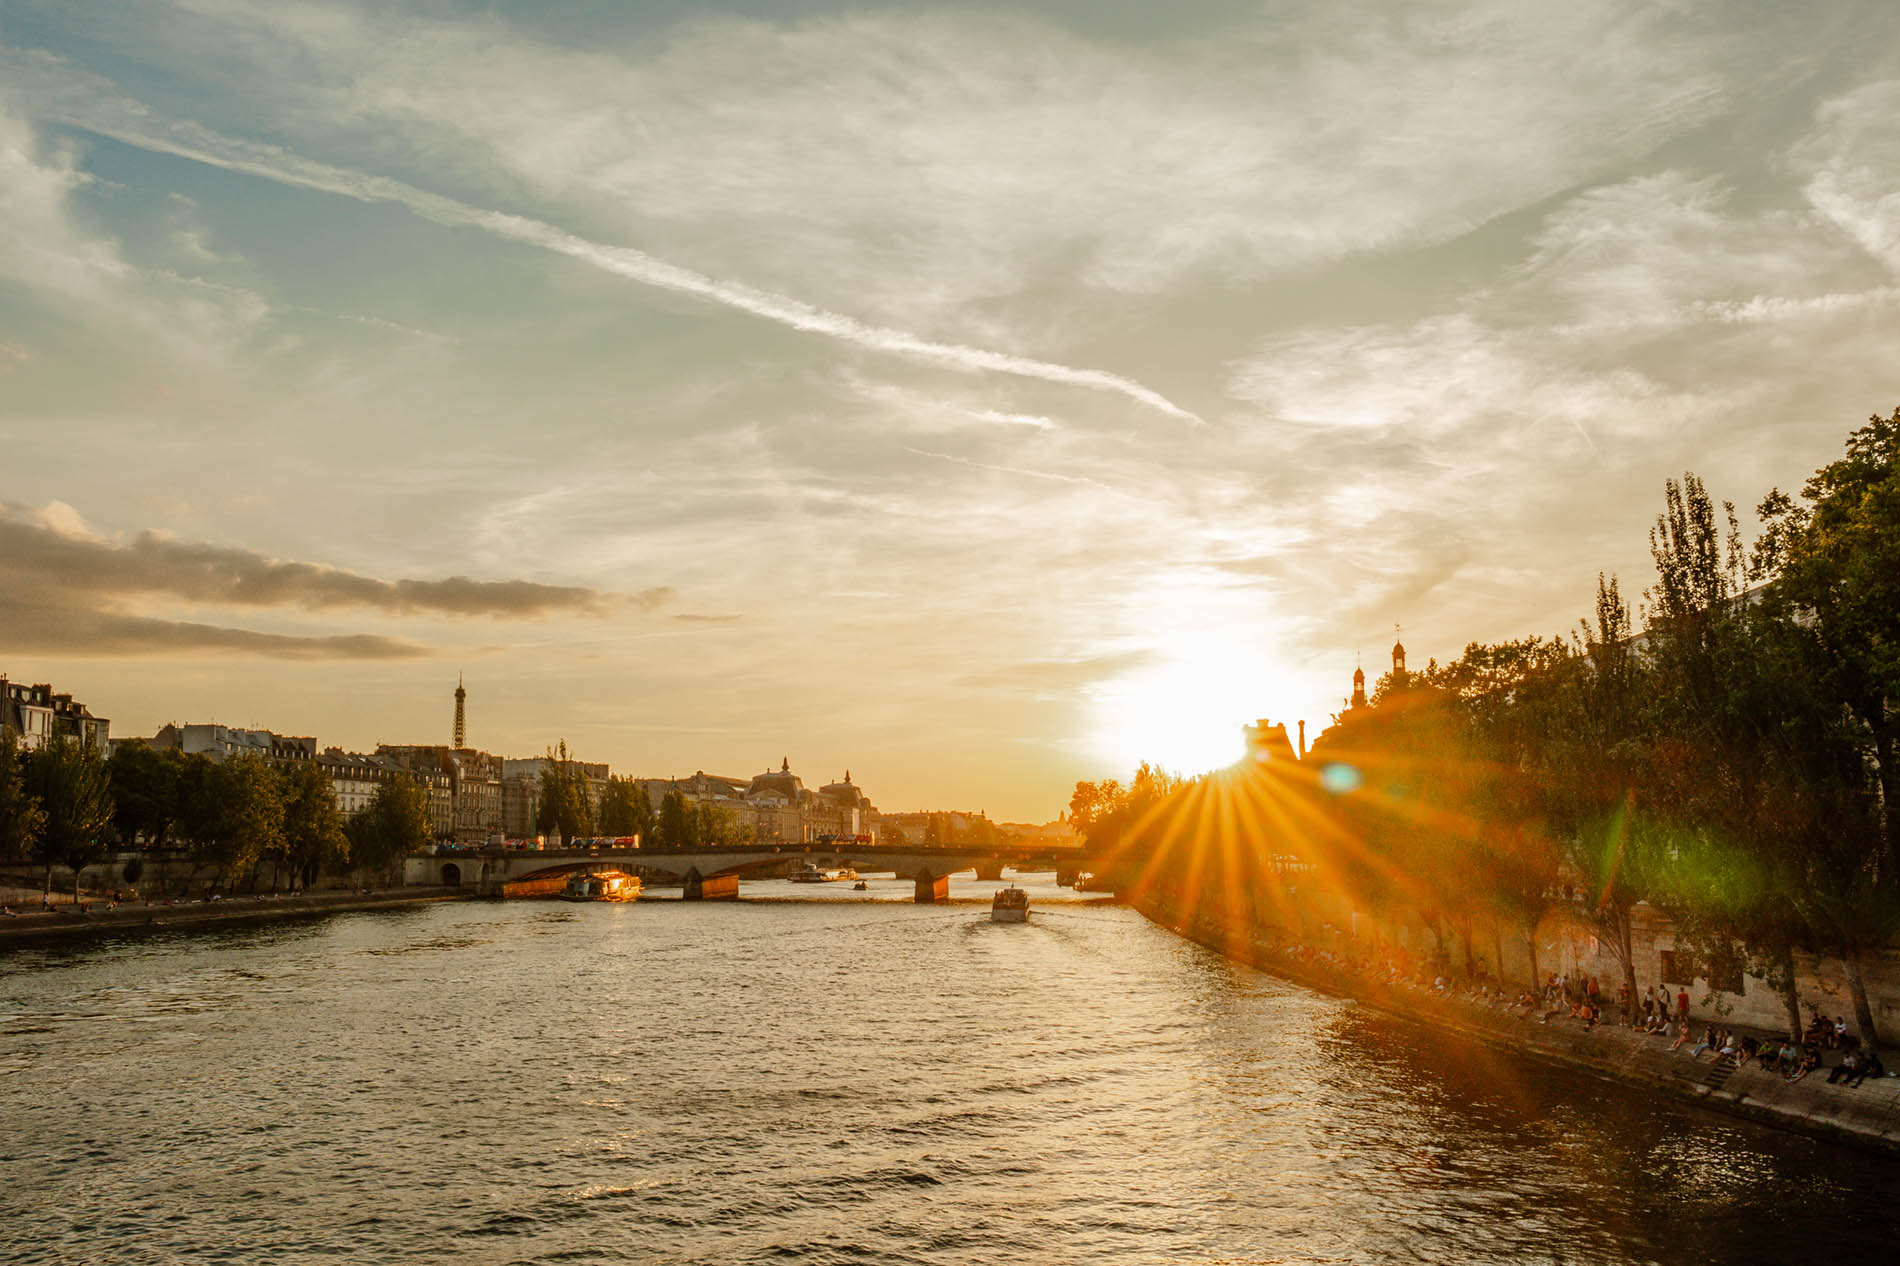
5, 878, 1900, 1265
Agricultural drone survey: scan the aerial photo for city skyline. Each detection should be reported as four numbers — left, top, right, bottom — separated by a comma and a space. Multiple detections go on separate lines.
6, 1, 1900, 819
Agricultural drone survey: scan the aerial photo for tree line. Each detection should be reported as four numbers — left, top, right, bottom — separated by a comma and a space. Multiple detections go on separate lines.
0, 737, 434, 900
1070, 410, 1900, 1050
531, 745, 751, 847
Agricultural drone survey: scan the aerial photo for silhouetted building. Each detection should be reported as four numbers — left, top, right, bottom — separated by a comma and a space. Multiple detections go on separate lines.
149, 723, 314, 764
642, 759, 878, 843
1243, 719, 1298, 763
2, 678, 109, 753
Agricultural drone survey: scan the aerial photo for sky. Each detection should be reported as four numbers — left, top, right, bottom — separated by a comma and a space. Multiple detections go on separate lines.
4, 1, 1900, 822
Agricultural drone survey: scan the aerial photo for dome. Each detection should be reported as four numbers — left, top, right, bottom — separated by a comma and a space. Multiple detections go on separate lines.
746, 765, 804, 802
820, 770, 870, 807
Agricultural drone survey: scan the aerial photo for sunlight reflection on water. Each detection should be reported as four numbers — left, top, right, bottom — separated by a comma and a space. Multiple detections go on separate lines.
3, 894, 1898, 1264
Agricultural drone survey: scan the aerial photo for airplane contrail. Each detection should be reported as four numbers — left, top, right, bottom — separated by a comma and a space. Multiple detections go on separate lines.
38, 96, 1202, 424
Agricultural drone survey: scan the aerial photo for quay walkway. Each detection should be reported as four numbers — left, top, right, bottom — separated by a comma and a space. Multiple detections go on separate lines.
0, 887, 466, 943
1140, 895, 1900, 1157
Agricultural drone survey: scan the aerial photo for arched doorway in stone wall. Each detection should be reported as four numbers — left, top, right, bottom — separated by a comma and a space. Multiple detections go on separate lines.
441, 862, 462, 886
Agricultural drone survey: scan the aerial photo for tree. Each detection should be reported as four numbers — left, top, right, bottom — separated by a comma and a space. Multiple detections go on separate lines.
348, 772, 433, 881
1550, 573, 1653, 1011
596, 775, 653, 840
278, 761, 347, 890
169, 753, 219, 897
535, 741, 595, 843
697, 801, 751, 847
106, 741, 186, 850
0, 730, 45, 867
24, 736, 112, 903
197, 755, 284, 894
1756, 408, 1900, 1047
657, 787, 694, 847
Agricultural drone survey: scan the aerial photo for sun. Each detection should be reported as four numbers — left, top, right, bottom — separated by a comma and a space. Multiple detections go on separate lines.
1088, 639, 1287, 778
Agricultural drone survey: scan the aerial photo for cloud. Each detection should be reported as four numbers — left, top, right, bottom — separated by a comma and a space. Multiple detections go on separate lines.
0, 501, 626, 618
0, 599, 428, 660
956, 650, 1162, 694
176, 0, 1733, 307
1796, 79, 1900, 274
1, 45, 1199, 424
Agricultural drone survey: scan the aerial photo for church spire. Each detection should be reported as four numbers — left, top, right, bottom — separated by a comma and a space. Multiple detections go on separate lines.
1392, 623, 1407, 678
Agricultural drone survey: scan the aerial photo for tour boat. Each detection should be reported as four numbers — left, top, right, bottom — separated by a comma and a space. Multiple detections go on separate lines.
991, 886, 1030, 923
787, 862, 831, 883
561, 871, 641, 902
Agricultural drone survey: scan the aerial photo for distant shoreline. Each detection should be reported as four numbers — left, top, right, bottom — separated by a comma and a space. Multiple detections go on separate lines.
0, 887, 470, 945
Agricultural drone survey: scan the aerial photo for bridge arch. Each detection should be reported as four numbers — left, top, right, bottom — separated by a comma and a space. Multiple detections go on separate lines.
441, 862, 462, 886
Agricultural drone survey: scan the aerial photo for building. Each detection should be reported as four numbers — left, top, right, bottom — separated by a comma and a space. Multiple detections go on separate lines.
642, 759, 879, 844
374, 680, 513, 843
1, 677, 110, 753
149, 723, 316, 765
499, 755, 611, 839
377, 744, 500, 843
316, 749, 405, 819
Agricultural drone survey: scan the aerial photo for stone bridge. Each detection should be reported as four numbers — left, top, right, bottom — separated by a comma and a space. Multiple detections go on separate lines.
403, 843, 1093, 902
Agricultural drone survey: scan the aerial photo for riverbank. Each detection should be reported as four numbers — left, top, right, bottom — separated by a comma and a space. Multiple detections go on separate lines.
0, 886, 470, 944
1132, 891, 1900, 1157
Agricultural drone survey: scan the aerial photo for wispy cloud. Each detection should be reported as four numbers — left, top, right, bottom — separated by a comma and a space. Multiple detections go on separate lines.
4, 48, 1199, 423
956, 649, 1162, 693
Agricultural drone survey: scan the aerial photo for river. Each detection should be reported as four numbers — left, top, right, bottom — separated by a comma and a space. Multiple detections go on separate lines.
5, 878, 1899, 1264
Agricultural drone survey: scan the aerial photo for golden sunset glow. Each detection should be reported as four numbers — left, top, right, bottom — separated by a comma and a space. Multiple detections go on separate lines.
1090, 636, 1305, 777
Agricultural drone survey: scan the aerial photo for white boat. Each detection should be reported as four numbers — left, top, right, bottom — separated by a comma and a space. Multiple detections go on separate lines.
991, 886, 1030, 923
787, 862, 831, 883
561, 871, 641, 902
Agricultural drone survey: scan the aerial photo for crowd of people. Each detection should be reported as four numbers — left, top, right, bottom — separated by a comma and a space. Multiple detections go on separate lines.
1269, 932, 1890, 1091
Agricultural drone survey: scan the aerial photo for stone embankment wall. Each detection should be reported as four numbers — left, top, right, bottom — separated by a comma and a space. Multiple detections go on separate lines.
5, 850, 394, 904
1134, 888, 1900, 1156
0, 887, 467, 944
1198, 871, 1900, 1038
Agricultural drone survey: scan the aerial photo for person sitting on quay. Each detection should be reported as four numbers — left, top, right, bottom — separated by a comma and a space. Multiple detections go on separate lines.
1689, 1025, 1719, 1058
1852, 1052, 1887, 1087
1671, 1019, 1693, 1053
1789, 1043, 1821, 1082
1827, 1049, 1864, 1085
1834, 1016, 1850, 1048
1716, 1031, 1741, 1063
